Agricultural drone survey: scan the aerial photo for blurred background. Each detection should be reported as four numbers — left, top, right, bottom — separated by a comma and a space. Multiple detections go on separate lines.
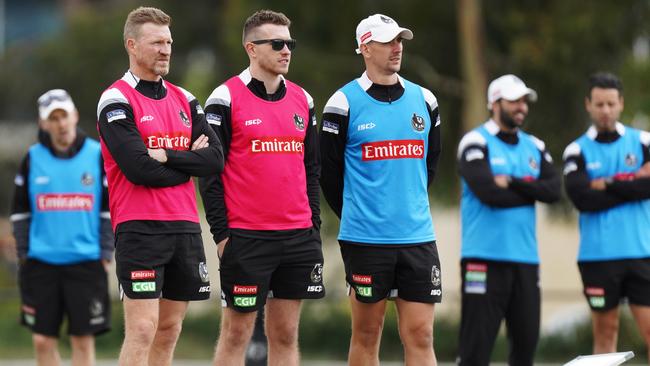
2, 0, 650, 363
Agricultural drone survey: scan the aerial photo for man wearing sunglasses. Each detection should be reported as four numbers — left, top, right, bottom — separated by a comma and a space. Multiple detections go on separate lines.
12, 89, 113, 365
199, 9, 323, 366
320, 14, 442, 365
96, 7, 223, 366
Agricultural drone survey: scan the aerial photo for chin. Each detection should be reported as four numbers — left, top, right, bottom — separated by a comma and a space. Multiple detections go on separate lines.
276, 67, 290, 76
154, 64, 170, 76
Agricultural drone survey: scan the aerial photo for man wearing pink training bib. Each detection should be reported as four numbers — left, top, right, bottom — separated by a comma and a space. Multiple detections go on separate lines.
199, 9, 324, 366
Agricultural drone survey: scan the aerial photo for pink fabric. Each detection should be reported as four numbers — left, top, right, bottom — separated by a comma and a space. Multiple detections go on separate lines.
100, 79, 199, 229
223, 76, 312, 230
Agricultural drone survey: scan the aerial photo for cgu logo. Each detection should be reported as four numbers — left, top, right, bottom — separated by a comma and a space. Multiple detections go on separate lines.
140, 115, 154, 123
356, 286, 372, 297
234, 296, 256, 307
132, 282, 156, 292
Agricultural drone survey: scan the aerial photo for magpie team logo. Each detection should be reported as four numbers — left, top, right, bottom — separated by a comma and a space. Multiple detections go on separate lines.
89, 298, 103, 317
431, 265, 441, 287
411, 113, 425, 132
310, 263, 323, 283
199, 262, 209, 283
81, 172, 94, 186
529, 157, 538, 170
293, 113, 305, 131
179, 110, 190, 128
625, 153, 637, 167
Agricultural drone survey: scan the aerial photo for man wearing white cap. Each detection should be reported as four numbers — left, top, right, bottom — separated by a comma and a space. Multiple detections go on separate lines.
11, 89, 113, 365
321, 13, 442, 365
456, 75, 560, 365
564, 73, 650, 358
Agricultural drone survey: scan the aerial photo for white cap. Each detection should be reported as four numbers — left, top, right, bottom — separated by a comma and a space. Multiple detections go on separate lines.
487, 74, 538, 110
355, 14, 413, 54
38, 89, 76, 120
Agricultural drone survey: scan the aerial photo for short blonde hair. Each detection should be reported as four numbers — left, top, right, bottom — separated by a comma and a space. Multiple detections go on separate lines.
123, 6, 171, 43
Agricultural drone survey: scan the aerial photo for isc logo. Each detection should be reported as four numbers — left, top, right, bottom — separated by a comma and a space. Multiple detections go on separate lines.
431, 289, 442, 296
307, 285, 323, 293
357, 122, 376, 131
132, 282, 156, 292
245, 118, 262, 126
234, 296, 257, 307
199, 286, 210, 293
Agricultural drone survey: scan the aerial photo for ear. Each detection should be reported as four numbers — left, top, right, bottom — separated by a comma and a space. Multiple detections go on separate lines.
584, 96, 590, 111
126, 38, 136, 54
71, 109, 80, 125
244, 42, 256, 59
360, 43, 371, 59
619, 95, 624, 109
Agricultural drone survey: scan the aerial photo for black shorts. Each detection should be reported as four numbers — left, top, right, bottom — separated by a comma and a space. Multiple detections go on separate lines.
458, 259, 540, 366
339, 241, 442, 304
219, 228, 325, 313
115, 232, 210, 301
578, 258, 650, 311
19, 259, 110, 337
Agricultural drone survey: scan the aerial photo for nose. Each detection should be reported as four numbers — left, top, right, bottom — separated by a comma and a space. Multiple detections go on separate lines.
160, 43, 171, 55
390, 39, 402, 52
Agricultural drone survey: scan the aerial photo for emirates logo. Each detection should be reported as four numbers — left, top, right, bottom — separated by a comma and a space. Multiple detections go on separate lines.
36, 194, 94, 211
362, 140, 425, 161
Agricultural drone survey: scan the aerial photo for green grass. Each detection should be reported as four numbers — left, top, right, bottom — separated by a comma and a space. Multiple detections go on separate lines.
0, 289, 648, 362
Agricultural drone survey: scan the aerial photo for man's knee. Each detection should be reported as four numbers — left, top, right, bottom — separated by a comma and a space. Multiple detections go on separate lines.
353, 318, 384, 348
70, 335, 94, 353
33, 334, 57, 353
220, 318, 255, 348
127, 318, 158, 346
266, 321, 299, 348
400, 321, 434, 349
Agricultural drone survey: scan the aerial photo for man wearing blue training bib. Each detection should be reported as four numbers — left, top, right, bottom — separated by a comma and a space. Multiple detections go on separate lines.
321, 13, 442, 365
457, 75, 560, 365
564, 72, 650, 358
11, 89, 113, 366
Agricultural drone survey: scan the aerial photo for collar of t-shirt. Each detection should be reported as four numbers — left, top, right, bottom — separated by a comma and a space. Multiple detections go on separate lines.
247, 76, 287, 101
595, 130, 620, 143
367, 82, 404, 103
496, 130, 519, 145
37, 128, 86, 158
134, 78, 167, 100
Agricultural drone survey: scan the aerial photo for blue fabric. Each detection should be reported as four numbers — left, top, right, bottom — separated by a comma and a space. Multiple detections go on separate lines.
461, 124, 542, 264
575, 127, 650, 261
338, 78, 435, 244
28, 139, 103, 264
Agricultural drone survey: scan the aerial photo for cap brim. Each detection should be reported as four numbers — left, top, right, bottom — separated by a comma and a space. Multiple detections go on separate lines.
39, 101, 75, 120
355, 28, 413, 54
502, 88, 538, 103
373, 28, 414, 43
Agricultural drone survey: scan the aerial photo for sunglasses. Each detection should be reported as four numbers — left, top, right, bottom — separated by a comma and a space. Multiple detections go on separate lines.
251, 38, 296, 51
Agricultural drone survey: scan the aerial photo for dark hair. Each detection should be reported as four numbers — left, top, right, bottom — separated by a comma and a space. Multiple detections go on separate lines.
242, 10, 291, 44
587, 72, 623, 99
